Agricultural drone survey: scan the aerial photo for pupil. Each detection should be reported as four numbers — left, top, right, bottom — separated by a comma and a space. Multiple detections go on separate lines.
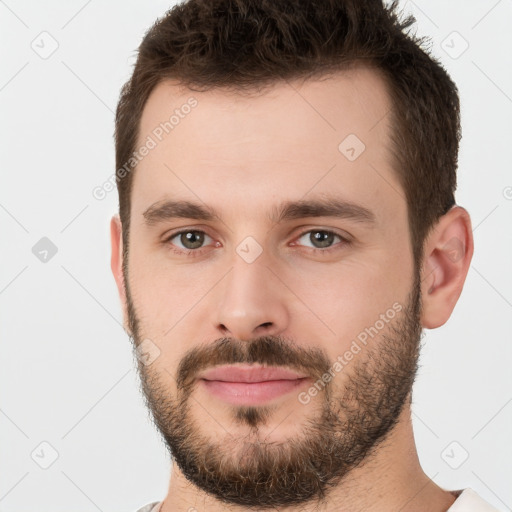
312, 231, 333, 248
182, 231, 204, 249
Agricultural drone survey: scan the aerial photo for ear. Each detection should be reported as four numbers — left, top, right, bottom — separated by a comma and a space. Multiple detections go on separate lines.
420, 206, 474, 329
110, 214, 130, 334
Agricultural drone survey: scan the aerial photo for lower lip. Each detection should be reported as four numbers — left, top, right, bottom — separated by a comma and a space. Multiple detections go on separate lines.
200, 378, 308, 406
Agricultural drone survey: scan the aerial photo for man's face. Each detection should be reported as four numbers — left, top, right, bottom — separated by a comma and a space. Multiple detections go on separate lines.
120, 67, 422, 507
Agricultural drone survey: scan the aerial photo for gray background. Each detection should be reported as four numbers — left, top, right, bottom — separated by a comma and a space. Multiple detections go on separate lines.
1, 0, 511, 510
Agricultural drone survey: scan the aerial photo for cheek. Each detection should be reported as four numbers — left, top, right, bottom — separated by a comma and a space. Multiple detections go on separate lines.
127, 244, 213, 312
284, 251, 411, 353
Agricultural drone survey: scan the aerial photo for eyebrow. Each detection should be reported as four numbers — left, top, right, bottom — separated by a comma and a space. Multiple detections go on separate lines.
142, 197, 376, 227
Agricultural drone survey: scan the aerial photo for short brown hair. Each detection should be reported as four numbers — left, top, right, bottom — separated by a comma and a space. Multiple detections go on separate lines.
115, 0, 460, 270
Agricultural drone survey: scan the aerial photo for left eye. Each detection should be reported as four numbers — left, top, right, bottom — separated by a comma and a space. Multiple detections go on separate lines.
294, 230, 345, 250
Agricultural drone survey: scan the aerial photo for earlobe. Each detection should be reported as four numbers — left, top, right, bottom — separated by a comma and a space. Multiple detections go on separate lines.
420, 206, 474, 329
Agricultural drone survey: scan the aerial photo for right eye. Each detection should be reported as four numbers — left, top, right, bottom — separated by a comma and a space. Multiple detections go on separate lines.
163, 229, 217, 257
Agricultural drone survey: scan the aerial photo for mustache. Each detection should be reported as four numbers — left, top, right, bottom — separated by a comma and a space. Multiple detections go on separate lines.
177, 335, 332, 393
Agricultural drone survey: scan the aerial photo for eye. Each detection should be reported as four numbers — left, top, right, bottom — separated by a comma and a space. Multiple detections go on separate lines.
293, 229, 349, 252
164, 229, 215, 255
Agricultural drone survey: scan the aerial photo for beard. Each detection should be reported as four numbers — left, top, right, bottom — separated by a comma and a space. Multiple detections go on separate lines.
124, 266, 424, 509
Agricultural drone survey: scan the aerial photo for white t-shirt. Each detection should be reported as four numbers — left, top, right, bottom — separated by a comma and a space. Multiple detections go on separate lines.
446, 489, 501, 511
134, 488, 501, 512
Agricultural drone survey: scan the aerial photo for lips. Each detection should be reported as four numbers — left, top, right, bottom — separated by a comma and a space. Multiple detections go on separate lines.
197, 364, 310, 406
198, 364, 308, 383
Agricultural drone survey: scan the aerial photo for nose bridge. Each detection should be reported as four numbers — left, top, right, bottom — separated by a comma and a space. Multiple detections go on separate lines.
214, 240, 289, 340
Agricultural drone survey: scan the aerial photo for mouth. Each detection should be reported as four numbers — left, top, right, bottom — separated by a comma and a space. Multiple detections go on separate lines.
198, 364, 310, 406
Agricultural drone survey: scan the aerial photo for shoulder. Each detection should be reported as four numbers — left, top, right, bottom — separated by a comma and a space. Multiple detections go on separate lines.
133, 501, 162, 512
448, 489, 501, 512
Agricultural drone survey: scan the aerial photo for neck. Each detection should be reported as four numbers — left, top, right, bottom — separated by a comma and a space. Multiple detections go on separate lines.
160, 404, 457, 512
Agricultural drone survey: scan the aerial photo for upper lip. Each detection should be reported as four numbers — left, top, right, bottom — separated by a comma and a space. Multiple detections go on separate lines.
199, 364, 309, 383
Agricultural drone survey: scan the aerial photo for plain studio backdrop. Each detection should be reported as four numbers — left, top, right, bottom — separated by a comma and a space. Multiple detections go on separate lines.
1, 1, 511, 511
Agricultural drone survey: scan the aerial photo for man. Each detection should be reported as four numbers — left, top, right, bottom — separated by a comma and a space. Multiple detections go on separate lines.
110, 0, 499, 510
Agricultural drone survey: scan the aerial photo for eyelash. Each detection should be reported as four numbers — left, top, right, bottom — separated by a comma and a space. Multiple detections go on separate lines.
162, 228, 350, 258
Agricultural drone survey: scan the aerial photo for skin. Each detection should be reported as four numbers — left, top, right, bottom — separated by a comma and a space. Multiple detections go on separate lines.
111, 66, 474, 511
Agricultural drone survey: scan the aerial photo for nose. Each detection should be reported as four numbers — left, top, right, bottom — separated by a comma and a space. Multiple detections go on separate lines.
214, 252, 289, 342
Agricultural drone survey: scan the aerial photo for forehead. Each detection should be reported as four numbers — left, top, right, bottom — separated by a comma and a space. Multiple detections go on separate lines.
131, 67, 404, 230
